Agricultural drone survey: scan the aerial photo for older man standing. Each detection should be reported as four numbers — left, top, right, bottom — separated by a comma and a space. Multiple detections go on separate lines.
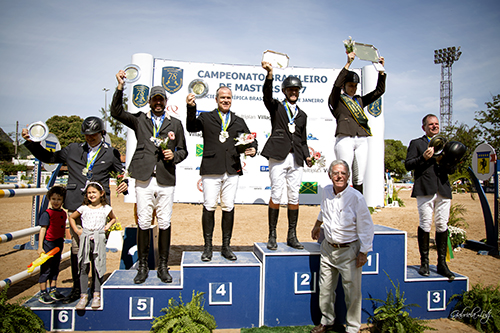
111, 70, 188, 284
311, 160, 374, 333
22, 116, 128, 303
186, 87, 257, 262
405, 114, 454, 280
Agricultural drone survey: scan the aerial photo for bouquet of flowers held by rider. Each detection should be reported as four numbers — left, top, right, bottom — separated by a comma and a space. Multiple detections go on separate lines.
343, 36, 355, 53
109, 168, 130, 196
150, 131, 176, 151
311, 151, 326, 168
234, 132, 256, 154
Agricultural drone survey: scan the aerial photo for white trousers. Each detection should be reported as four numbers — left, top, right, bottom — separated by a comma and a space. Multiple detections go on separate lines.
319, 239, 362, 333
334, 135, 368, 186
202, 173, 239, 212
135, 177, 175, 230
269, 153, 303, 205
417, 193, 451, 233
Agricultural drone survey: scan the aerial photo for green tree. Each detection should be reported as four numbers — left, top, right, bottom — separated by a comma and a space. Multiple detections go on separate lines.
0, 141, 14, 161
474, 94, 500, 153
100, 95, 128, 138
384, 139, 407, 179
45, 115, 85, 147
109, 133, 126, 156
440, 122, 481, 175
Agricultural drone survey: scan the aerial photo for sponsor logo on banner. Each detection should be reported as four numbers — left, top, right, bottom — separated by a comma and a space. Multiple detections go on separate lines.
196, 110, 210, 116
45, 140, 57, 152
477, 151, 490, 174
367, 97, 382, 117
196, 144, 204, 157
307, 133, 318, 140
260, 166, 269, 172
300, 182, 318, 194
197, 179, 203, 192
265, 186, 271, 190
133, 85, 149, 108
162, 67, 183, 94
167, 105, 179, 116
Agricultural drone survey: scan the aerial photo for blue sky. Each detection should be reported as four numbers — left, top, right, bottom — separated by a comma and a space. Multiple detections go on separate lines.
1, 0, 499, 147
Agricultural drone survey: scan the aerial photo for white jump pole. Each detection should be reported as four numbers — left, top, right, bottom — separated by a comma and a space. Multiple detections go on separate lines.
0, 226, 41, 244
0, 251, 71, 289
0, 188, 47, 199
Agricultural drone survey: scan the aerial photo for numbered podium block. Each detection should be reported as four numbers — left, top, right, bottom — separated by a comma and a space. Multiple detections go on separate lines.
254, 242, 322, 327
181, 251, 261, 329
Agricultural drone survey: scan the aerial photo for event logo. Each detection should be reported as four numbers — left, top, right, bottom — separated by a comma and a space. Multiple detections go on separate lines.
477, 151, 490, 174
299, 182, 318, 194
196, 144, 204, 157
307, 133, 318, 140
133, 85, 149, 108
167, 105, 179, 115
162, 67, 183, 94
367, 97, 382, 117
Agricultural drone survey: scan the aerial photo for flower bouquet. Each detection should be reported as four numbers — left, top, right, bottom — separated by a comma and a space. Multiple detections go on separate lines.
110, 168, 130, 196
234, 132, 255, 154
311, 151, 326, 168
150, 131, 176, 151
343, 36, 355, 53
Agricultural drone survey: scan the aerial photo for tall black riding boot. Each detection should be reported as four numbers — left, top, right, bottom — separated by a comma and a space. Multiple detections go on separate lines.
201, 207, 215, 261
267, 207, 279, 250
157, 227, 172, 283
417, 227, 430, 276
287, 208, 304, 249
436, 230, 455, 280
63, 253, 81, 303
353, 183, 363, 194
221, 209, 237, 260
134, 227, 150, 284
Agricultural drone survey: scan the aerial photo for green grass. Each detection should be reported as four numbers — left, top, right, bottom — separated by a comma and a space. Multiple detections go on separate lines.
241, 326, 313, 332
241, 325, 345, 333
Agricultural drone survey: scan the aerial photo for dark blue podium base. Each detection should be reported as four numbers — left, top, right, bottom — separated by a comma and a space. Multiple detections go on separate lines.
26, 225, 468, 331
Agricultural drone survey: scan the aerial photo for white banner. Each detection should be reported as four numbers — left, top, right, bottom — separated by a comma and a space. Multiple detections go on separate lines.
123, 54, 384, 206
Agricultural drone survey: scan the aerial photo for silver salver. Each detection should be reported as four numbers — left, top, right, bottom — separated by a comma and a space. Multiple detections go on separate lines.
27, 121, 49, 142
188, 79, 209, 98
353, 42, 385, 71
262, 50, 289, 69
123, 64, 141, 83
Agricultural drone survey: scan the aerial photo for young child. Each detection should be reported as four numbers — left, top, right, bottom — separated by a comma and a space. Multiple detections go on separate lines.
37, 185, 67, 304
69, 181, 116, 310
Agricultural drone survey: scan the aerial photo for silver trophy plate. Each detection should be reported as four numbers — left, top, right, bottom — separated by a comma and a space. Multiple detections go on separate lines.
353, 42, 384, 71
188, 79, 209, 98
262, 50, 289, 69
123, 64, 141, 83
27, 121, 49, 142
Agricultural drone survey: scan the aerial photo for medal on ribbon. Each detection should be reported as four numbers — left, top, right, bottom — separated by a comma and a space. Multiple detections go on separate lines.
218, 109, 230, 143
83, 143, 102, 180
283, 100, 297, 133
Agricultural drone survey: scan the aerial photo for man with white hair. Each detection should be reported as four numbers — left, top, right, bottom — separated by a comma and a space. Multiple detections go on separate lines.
311, 160, 374, 333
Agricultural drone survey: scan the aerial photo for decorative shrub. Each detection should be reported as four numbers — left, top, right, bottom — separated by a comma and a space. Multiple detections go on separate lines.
366, 272, 435, 333
0, 285, 45, 333
449, 283, 500, 333
151, 290, 216, 332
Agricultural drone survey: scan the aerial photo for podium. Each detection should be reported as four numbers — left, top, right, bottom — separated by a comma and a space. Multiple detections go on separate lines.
26, 225, 468, 331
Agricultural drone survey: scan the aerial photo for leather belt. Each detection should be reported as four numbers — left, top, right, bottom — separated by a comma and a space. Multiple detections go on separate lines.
328, 240, 357, 248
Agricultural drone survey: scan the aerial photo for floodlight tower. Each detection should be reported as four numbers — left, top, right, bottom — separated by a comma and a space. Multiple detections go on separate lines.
434, 46, 462, 128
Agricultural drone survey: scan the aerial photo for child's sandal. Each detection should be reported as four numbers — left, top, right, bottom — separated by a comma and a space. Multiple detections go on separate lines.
75, 294, 88, 310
